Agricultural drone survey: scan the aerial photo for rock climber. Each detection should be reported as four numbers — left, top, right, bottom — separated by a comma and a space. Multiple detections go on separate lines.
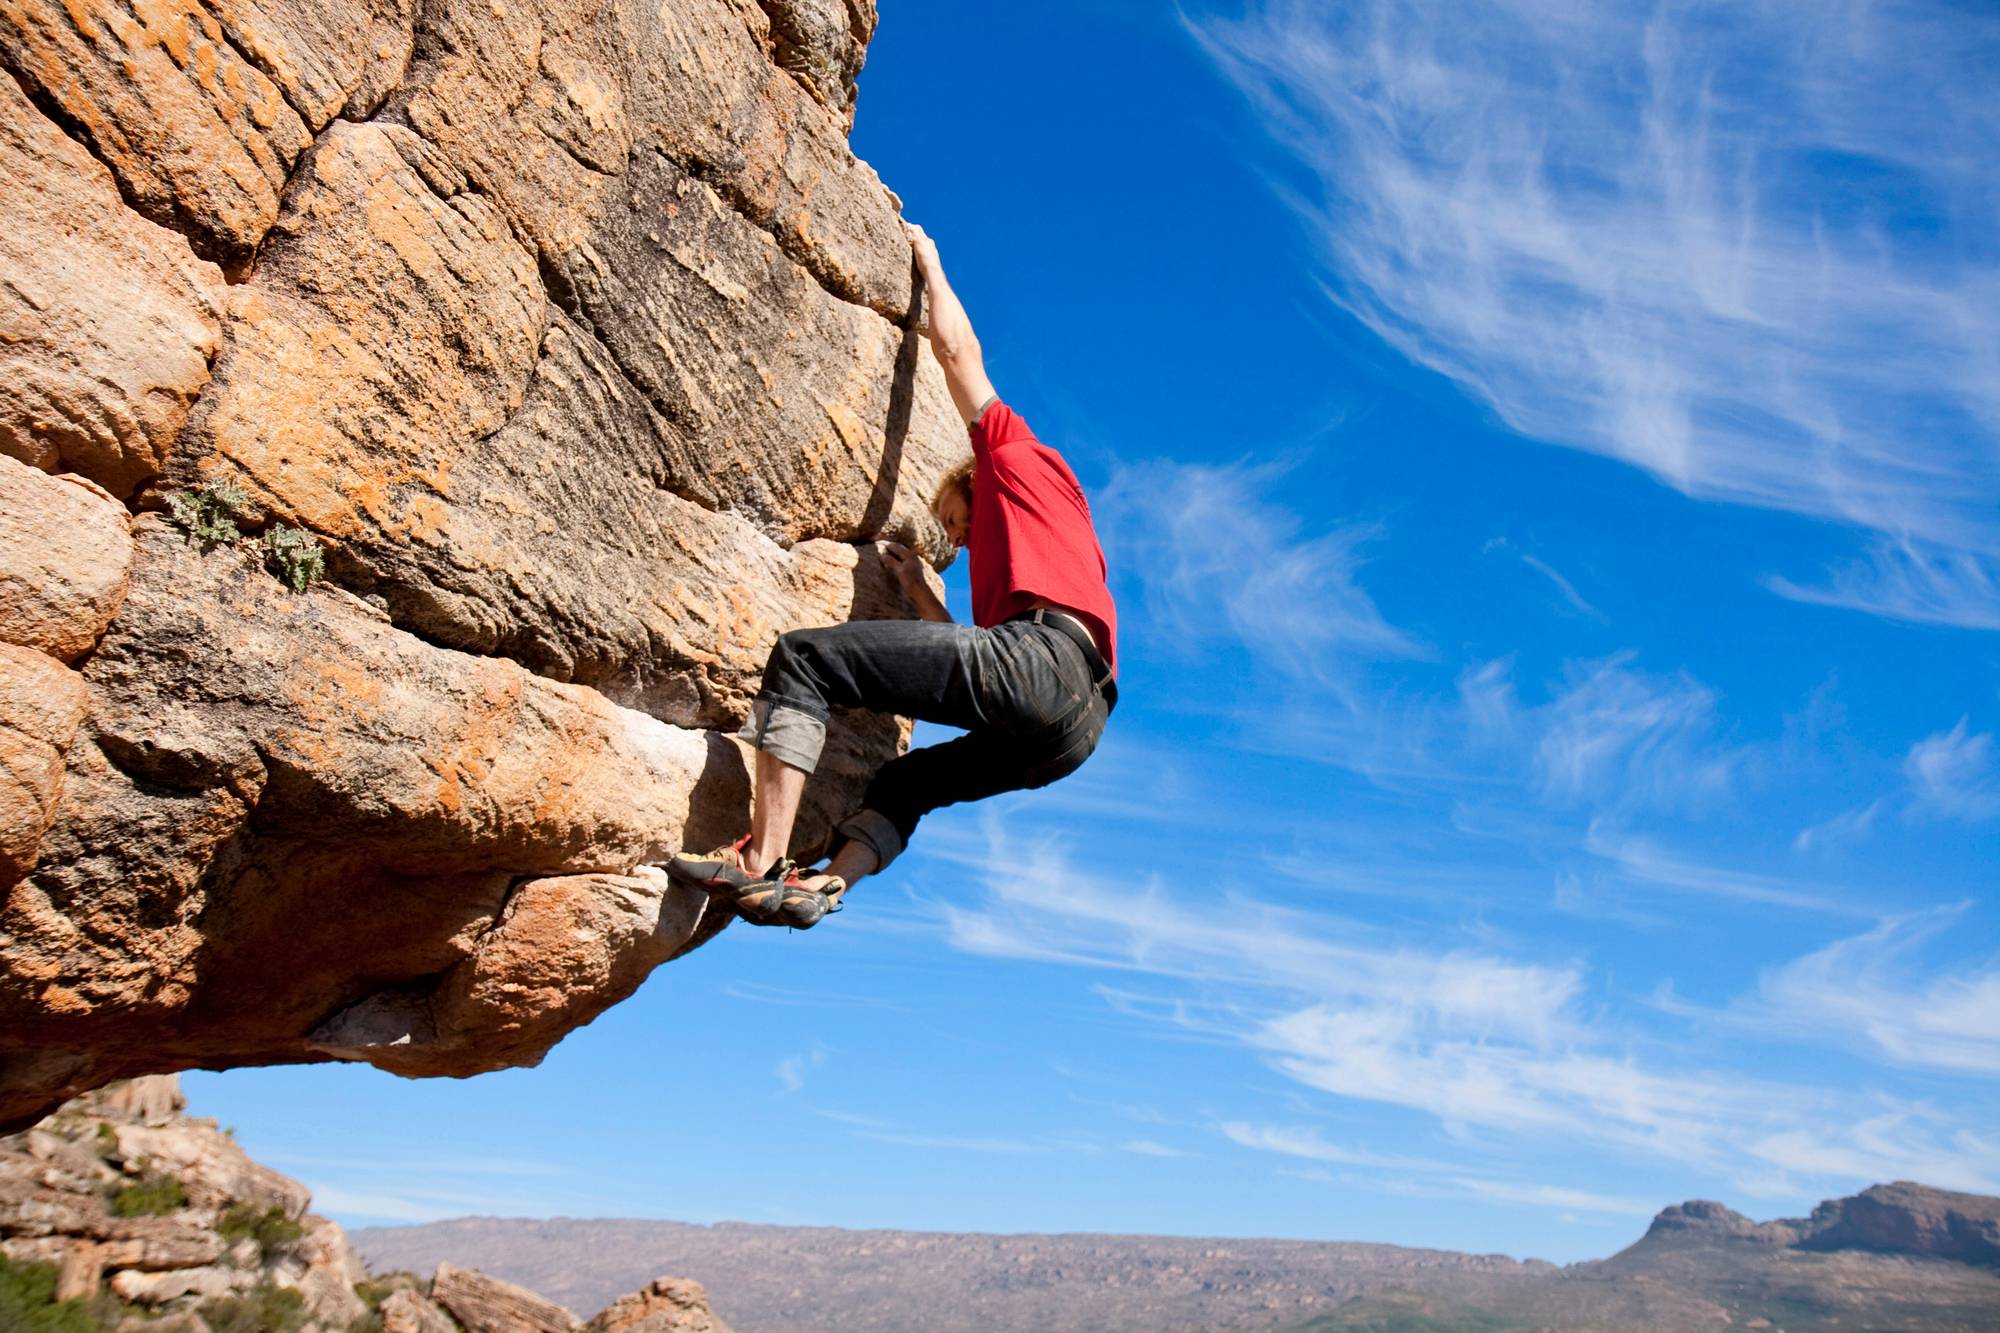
666, 221, 1119, 928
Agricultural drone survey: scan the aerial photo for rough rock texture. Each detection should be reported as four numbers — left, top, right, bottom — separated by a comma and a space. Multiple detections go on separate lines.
0, 0, 958, 1128
1792, 1180, 2000, 1268
0, 644, 89, 886
382, 1285, 461, 1333
6, 1075, 716, 1329
0, 1075, 368, 1327
0, 458, 136, 662
0, 79, 226, 496
434, 1260, 583, 1332
587, 1275, 732, 1333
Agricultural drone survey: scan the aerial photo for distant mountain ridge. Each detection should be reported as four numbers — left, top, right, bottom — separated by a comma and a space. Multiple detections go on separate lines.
1634, 1180, 2000, 1267
357, 1182, 2000, 1332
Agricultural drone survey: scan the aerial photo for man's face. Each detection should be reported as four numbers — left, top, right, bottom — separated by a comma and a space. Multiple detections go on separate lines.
936, 488, 970, 551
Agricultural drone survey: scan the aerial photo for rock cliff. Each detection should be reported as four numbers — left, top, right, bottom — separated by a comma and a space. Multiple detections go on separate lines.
0, 0, 960, 1129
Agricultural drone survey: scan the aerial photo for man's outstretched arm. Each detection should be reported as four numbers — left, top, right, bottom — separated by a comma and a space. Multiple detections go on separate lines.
908, 222, 997, 426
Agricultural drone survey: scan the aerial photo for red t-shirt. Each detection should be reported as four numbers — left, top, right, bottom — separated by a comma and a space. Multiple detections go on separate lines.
966, 400, 1118, 676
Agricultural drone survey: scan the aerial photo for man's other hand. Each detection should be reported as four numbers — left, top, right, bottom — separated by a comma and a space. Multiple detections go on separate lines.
880, 540, 925, 592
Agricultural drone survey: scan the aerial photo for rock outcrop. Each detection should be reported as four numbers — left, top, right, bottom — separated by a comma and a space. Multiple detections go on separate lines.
1632, 1181, 2000, 1269
433, 1260, 583, 1332
587, 1275, 733, 1333
3, 1074, 738, 1330
1, 1075, 369, 1328
0, 0, 959, 1128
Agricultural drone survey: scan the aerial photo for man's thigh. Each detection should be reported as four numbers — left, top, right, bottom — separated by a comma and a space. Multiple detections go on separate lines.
781, 619, 991, 731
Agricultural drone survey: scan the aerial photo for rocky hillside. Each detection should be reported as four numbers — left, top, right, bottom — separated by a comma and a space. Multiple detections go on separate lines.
358, 1187, 2000, 1332
0, 1075, 734, 1331
0, 0, 961, 1128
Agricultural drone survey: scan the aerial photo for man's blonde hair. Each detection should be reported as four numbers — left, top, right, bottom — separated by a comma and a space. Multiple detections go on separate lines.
932, 455, 975, 514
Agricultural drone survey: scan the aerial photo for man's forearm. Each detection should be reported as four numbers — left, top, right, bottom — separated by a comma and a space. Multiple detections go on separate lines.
918, 252, 980, 368
905, 578, 953, 624
910, 226, 997, 423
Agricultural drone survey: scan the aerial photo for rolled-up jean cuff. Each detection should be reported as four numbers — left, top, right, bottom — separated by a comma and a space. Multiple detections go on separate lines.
737, 697, 826, 772
836, 808, 904, 871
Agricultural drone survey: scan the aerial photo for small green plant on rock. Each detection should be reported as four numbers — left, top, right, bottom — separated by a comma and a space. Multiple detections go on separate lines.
92, 1122, 117, 1156
166, 478, 250, 546
109, 1171, 185, 1217
218, 1202, 306, 1262
261, 524, 325, 592
199, 1281, 309, 1333
0, 1253, 126, 1332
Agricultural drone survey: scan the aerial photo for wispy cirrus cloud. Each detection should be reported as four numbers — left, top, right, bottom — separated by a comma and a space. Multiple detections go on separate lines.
1904, 719, 2000, 821
939, 822, 2000, 1197
1662, 907, 2000, 1077
1583, 825, 1863, 916
1461, 654, 1748, 818
1195, 0, 2000, 628
1224, 1122, 1649, 1215
1097, 458, 1419, 690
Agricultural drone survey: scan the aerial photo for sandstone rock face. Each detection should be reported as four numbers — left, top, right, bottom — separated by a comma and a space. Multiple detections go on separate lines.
0, 80, 226, 495
0, 458, 136, 660
0, 643, 89, 886
0, 0, 958, 1128
434, 1260, 584, 1332
587, 1274, 733, 1333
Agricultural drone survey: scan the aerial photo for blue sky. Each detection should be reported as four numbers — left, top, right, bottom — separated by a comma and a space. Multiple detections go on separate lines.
187, 0, 2000, 1263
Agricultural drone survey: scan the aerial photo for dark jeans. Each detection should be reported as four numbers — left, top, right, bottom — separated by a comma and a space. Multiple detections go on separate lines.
737, 617, 1112, 869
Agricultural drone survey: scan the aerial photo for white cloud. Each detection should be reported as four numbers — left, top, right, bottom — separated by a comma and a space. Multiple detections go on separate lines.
1224, 1122, 1649, 1215
775, 1044, 828, 1095
1096, 458, 1418, 690
1484, 539, 1605, 621
1714, 908, 2000, 1077
1220, 1122, 1450, 1173
1766, 540, 2000, 631
1119, 1139, 1195, 1158
1461, 654, 1746, 817
1793, 798, 1884, 853
940, 822, 2000, 1196
1533, 657, 1740, 811
1904, 719, 2000, 820
1436, 1177, 1652, 1218
1197, 0, 2000, 627
1584, 825, 1862, 915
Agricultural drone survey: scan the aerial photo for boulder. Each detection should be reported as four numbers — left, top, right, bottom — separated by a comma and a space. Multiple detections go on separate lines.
587, 1275, 734, 1332
433, 1261, 583, 1332
382, 1286, 460, 1333
110, 1261, 256, 1303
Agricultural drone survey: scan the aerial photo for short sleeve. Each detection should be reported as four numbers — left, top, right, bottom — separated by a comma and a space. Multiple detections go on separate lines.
969, 399, 1039, 458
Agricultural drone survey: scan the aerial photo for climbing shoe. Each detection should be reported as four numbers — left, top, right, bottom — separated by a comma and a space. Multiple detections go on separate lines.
664, 834, 760, 890
735, 867, 845, 930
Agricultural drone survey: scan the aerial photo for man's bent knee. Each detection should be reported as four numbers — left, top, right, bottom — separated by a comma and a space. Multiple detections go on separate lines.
737, 696, 827, 772
835, 807, 906, 871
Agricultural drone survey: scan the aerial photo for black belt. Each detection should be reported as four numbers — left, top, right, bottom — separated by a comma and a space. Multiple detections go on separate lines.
1010, 608, 1118, 713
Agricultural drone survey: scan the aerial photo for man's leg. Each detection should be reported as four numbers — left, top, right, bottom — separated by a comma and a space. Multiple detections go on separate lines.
741, 749, 809, 878
806, 727, 1049, 894
727, 619, 991, 877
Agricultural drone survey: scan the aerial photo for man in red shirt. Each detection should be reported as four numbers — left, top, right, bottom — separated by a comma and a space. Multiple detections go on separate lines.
668, 223, 1118, 928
